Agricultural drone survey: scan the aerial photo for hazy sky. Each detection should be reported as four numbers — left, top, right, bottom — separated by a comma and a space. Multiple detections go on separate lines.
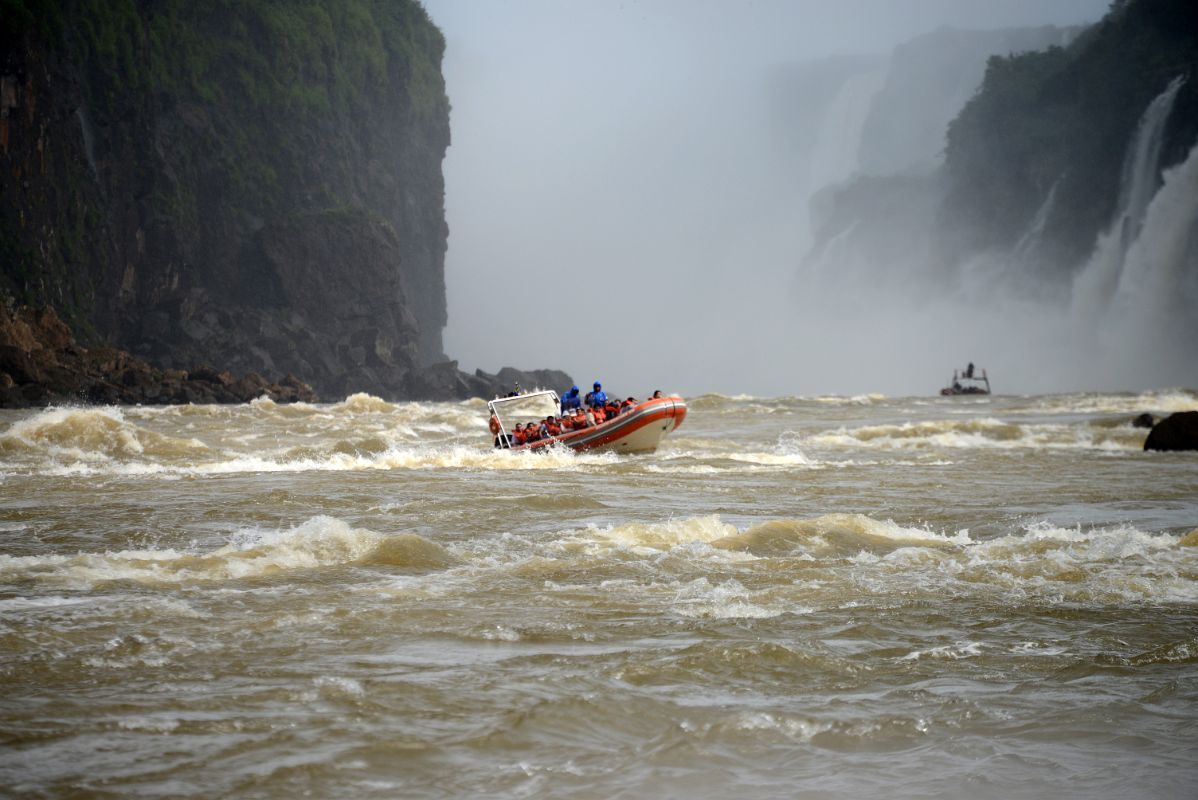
422, 0, 1114, 397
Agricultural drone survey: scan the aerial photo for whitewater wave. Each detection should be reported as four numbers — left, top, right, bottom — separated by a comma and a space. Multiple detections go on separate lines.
1011, 389, 1198, 416
548, 514, 1197, 609
0, 402, 619, 477
0, 407, 208, 462
0, 516, 456, 589
808, 417, 1146, 451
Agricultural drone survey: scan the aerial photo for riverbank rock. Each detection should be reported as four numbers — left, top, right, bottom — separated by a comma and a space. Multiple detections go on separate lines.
403, 362, 575, 401
1143, 411, 1198, 452
0, 305, 317, 408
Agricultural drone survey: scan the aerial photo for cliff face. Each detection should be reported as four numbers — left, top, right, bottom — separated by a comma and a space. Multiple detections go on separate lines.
857, 25, 1080, 176
800, 0, 1198, 292
1, 0, 450, 399
940, 0, 1198, 275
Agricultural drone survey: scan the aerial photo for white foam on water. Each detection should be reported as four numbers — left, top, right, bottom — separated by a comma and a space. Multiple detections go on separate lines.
333, 393, 400, 414
642, 463, 726, 475
9, 437, 623, 479
1015, 389, 1198, 416
670, 577, 796, 620
586, 515, 1198, 607
0, 516, 388, 589
583, 515, 741, 552
900, 641, 985, 661
808, 417, 1145, 452
0, 594, 94, 611
117, 717, 182, 733
313, 675, 367, 700
810, 393, 888, 405
0, 406, 208, 463
731, 712, 832, 742
927, 521, 1197, 604
725, 451, 814, 467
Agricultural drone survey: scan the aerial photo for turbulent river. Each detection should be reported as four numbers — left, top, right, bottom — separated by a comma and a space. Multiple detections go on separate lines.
1, 389, 1196, 799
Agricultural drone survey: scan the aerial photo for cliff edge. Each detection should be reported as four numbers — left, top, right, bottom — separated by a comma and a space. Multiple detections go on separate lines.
0, 0, 489, 401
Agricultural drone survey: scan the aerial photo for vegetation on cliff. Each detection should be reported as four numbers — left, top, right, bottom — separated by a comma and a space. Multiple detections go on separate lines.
1, 0, 452, 399
941, 0, 1198, 272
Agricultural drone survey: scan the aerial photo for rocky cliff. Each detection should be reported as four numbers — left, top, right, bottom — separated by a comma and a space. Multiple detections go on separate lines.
0, 303, 317, 406
800, 0, 1198, 292
940, 0, 1198, 276
857, 25, 1079, 176
0, 0, 490, 401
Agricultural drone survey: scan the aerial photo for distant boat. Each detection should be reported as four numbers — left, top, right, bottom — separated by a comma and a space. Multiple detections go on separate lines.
487, 389, 687, 454
941, 365, 990, 396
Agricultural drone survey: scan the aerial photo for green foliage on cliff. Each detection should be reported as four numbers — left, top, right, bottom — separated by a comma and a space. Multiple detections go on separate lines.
942, 0, 1198, 268
61, 0, 447, 211
57, 0, 445, 117
0, 0, 62, 46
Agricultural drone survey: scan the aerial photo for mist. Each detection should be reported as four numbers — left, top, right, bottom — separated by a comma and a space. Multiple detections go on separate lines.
421, 0, 1159, 398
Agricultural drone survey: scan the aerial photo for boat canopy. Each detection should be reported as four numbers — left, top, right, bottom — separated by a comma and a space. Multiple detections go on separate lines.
488, 390, 560, 433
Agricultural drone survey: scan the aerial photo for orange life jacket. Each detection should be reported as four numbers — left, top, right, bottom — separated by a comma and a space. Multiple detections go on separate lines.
546, 421, 561, 436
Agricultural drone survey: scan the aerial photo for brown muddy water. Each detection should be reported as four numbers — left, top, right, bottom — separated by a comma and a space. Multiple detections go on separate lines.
1, 389, 1196, 798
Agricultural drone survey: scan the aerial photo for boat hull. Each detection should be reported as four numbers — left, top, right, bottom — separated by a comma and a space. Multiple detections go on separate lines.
511, 396, 687, 454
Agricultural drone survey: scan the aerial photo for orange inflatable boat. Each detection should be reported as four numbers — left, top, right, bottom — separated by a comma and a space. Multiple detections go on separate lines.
487, 389, 687, 454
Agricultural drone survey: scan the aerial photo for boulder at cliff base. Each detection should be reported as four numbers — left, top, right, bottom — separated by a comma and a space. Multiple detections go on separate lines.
1143, 411, 1198, 452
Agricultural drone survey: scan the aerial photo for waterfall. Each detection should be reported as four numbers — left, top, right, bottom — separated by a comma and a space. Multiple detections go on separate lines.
1115, 75, 1186, 250
1012, 178, 1060, 265
75, 106, 100, 183
1071, 76, 1185, 316
1107, 140, 1198, 345
806, 67, 888, 193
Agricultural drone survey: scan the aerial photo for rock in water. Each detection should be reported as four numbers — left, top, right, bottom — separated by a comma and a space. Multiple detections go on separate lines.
1132, 413, 1155, 429
1143, 411, 1198, 451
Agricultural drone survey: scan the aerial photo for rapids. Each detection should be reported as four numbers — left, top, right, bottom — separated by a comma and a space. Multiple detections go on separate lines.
1, 390, 1196, 798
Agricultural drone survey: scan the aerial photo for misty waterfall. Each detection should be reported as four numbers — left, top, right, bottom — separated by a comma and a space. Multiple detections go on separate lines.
1071, 75, 1188, 319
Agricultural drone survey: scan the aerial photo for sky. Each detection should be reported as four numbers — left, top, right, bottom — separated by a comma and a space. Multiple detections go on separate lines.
421, 0, 1119, 398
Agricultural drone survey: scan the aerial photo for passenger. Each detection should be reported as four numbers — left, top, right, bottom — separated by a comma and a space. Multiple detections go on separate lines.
560, 385, 582, 412
511, 423, 527, 445
591, 405, 606, 424
545, 416, 562, 436
651, 390, 663, 399
524, 422, 542, 443
559, 414, 575, 432
572, 408, 589, 428
585, 381, 607, 409
620, 397, 635, 413
604, 400, 619, 419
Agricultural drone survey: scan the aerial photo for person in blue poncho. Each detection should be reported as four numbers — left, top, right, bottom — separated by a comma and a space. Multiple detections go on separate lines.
584, 381, 607, 409
560, 385, 582, 412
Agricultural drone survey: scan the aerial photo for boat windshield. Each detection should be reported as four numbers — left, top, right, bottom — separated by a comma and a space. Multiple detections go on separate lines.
488, 390, 560, 431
